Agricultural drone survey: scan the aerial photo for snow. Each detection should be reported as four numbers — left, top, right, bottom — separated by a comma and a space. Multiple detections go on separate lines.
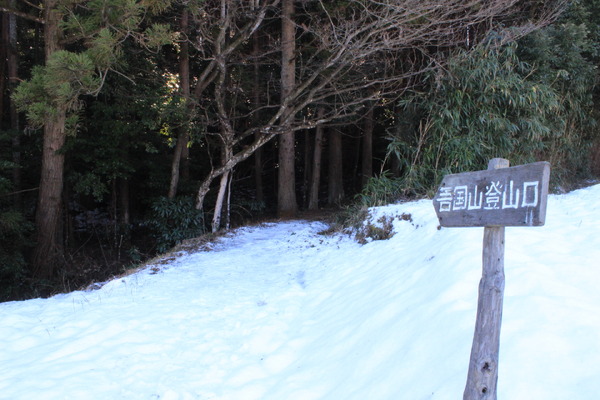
1, 184, 600, 400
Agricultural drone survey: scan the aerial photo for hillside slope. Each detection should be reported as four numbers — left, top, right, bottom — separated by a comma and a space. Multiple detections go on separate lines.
1, 185, 599, 400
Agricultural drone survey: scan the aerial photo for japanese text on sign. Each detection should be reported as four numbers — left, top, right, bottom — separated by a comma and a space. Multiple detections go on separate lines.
432, 161, 550, 227
436, 180, 541, 213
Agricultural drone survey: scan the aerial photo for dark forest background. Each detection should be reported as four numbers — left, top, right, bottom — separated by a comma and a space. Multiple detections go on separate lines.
1, 0, 599, 301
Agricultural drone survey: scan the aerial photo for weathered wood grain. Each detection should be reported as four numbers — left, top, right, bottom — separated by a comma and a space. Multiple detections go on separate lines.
463, 158, 507, 400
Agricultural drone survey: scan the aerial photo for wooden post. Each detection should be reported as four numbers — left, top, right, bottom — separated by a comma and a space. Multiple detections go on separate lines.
463, 158, 509, 400
432, 158, 550, 397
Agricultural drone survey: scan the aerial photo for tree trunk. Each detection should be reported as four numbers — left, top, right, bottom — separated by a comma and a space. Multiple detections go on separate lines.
254, 140, 264, 204
195, 131, 276, 211
110, 178, 118, 226
225, 169, 232, 230
211, 169, 231, 233
278, 131, 296, 217
32, 105, 67, 278
210, 110, 234, 233
252, 29, 264, 204
168, 6, 191, 199
119, 178, 130, 226
302, 130, 312, 207
62, 181, 74, 251
361, 105, 374, 188
328, 128, 344, 205
32, 0, 66, 279
308, 108, 324, 210
277, 0, 297, 218
168, 132, 189, 199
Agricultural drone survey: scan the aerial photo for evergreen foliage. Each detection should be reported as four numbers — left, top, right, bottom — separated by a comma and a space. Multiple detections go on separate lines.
0, 206, 31, 301
65, 58, 170, 201
11, 0, 173, 131
355, 171, 405, 207
148, 196, 205, 254
12, 51, 100, 133
387, 34, 595, 193
0, 135, 33, 301
518, 19, 598, 181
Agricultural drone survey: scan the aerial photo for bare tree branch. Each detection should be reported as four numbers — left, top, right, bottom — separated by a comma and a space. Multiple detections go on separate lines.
0, 5, 44, 24
190, 0, 567, 212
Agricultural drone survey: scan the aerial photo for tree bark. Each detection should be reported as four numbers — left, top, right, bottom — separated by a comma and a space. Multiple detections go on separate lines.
308, 108, 324, 210
328, 128, 344, 205
277, 0, 297, 218
361, 105, 374, 188
168, 132, 189, 199
32, 0, 66, 279
302, 130, 312, 207
211, 91, 234, 234
211, 169, 231, 233
32, 105, 67, 278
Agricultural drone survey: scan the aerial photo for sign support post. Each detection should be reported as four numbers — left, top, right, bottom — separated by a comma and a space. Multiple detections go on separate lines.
463, 158, 508, 400
432, 158, 550, 400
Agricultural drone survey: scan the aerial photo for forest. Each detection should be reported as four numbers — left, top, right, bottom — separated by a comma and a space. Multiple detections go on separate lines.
1, 0, 599, 301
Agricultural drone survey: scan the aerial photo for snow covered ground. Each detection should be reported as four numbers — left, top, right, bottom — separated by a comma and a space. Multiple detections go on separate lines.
1, 184, 599, 400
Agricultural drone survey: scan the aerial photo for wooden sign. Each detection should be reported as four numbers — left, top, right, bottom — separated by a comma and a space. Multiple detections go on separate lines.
432, 159, 551, 400
433, 161, 550, 227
